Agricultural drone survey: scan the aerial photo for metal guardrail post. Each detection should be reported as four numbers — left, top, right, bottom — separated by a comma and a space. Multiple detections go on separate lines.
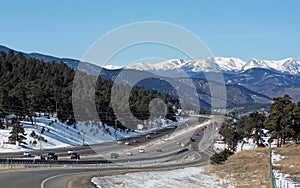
10, 155, 12, 169
269, 144, 276, 188
98, 163, 102, 176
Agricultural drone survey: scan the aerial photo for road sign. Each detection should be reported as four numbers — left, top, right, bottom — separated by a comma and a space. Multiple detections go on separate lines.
232, 119, 237, 124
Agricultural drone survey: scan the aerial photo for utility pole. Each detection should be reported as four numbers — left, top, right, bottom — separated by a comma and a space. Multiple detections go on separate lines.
56, 100, 58, 118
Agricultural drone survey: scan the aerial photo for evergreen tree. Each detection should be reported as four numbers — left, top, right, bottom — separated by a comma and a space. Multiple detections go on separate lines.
245, 111, 266, 147
219, 116, 238, 152
8, 120, 27, 145
291, 101, 300, 141
265, 95, 293, 147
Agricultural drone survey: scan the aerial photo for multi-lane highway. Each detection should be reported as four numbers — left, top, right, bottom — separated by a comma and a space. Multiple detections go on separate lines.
0, 116, 221, 188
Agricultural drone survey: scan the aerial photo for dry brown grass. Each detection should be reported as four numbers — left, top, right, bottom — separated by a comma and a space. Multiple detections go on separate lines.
0, 164, 25, 170
206, 147, 272, 187
273, 144, 300, 183
206, 144, 300, 187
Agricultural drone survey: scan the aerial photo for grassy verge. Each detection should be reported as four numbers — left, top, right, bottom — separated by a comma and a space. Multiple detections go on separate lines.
273, 144, 300, 183
206, 144, 300, 187
206, 147, 272, 187
0, 164, 25, 170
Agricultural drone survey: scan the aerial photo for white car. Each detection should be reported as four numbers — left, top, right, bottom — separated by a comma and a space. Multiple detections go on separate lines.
67, 149, 75, 155
23, 152, 32, 157
117, 140, 123, 144
126, 151, 133, 156
125, 141, 130, 145
138, 149, 145, 153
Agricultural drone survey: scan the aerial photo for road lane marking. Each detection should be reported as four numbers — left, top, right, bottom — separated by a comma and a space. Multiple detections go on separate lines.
41, 172, 78, 188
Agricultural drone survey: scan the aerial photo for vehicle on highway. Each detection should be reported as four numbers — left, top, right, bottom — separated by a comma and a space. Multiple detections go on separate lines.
23, 152, 32, 157
156, 148, 162, 152
47, 152, 58, 160
133, 139, 138, 143
125, 141, 130, 145
117, 140, 123, 144
111, 153, 119, 158
190, 137, 195, 142
34, 154, 46, 160
146, 135, 151, 139
138, 149, 145, 153
70, 153, 80, 160
67, 149, 75, 155
126, 151, 133, 156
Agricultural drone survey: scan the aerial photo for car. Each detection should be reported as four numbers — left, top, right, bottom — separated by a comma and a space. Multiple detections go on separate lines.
126, 151, 133, 156
70, 153, 80, 160
67, 149, 75, 155
146, 135, 151, 139
111, 153, 119, 159
125, 141, 130, 145
138, 149, 145, 153
117, 140, 123, 144
47, 152, 58, 160
190, 137, 195, 142
40, 154, 46, 160
133, 139, 138, 143
34, 154, 46, 160
23, 152, 32, 157
153, 131, 157, 134
156, 148, 162, 152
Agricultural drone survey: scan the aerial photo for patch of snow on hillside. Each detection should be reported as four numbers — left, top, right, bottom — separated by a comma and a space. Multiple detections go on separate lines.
272, 151, 299, 188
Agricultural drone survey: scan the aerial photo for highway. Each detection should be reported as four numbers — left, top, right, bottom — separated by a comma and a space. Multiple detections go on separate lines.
0, 116, 221, 188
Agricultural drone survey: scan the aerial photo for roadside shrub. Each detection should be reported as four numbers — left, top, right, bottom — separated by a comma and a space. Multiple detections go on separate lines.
210, 149, 234, 164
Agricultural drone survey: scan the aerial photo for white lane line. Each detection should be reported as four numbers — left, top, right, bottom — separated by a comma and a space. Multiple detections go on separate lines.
41, 172, 78, 188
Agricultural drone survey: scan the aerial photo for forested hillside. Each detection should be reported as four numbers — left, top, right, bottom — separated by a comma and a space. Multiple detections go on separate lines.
0, 51, 178, 129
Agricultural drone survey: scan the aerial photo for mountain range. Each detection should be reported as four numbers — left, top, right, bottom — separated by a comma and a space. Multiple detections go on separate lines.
127, 57, 300, 75
1, 45, 300, 109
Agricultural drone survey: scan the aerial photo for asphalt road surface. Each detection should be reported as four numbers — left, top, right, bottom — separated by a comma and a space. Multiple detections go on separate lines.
0, 116, 218, 188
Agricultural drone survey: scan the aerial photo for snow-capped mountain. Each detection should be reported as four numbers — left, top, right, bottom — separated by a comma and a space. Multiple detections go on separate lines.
127, 57, 300, 75
243, 58, 300, 74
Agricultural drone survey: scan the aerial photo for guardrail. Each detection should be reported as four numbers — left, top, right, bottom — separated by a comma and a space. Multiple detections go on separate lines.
0, 158, 111, 165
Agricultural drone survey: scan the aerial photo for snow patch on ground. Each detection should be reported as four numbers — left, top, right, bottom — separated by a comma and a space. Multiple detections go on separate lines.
0, 115, 179, 153
92, 167, 234, 188
272, 151, 299, 188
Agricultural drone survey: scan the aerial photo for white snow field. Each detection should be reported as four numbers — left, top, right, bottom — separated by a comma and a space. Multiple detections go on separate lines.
0, 115, 179, 153
92, 166, 233, 188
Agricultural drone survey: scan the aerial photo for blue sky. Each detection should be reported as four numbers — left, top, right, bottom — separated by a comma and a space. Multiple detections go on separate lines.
0, 0, 300, 65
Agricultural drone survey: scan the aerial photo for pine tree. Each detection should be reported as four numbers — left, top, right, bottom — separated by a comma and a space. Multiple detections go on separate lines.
8, 120, 27, 145
265, 95, 293, 147
245, 111, 266, 147
291, 101, 300, 142
219, 115, 239, 152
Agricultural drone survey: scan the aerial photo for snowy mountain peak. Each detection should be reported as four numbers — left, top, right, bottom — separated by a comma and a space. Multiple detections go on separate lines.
126, 57, 300, 75
127, 59, 187, 71
243, 58, 300, 74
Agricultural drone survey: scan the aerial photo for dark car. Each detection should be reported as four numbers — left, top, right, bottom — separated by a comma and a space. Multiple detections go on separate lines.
110, 153, 119, 159
70, 153, 80, 160
47, 152, 58, 160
